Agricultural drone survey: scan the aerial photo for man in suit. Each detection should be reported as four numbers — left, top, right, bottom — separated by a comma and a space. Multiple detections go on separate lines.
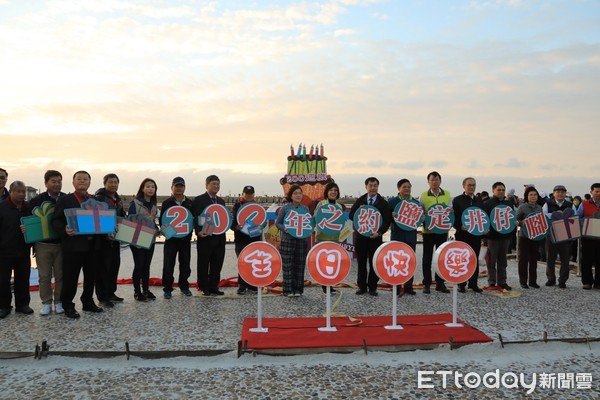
193, 175, 228, 296
52, 171, 103, 318
349, 177, 392, 296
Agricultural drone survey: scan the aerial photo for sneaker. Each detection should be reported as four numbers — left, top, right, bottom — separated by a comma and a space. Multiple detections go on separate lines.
164, 291, 172, 299
144, 291, 156, 300
134, 292, 147, 301
54, 303, 65, 314
499, 284, 512, 291
40, 304, 52, 316
180, 289, 192, 297
15, 306, 34, 314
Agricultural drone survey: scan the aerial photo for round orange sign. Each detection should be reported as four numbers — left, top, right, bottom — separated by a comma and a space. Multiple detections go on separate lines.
306, 241, 351, 286
238, 241, 282, 287
373, 241, 417, 285
433, 241, 477, 283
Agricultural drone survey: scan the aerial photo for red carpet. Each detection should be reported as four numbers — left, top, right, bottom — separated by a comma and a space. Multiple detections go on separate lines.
241, 313, 492, 352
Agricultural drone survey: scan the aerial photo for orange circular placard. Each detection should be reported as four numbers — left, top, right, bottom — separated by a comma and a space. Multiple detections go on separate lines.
433, 241, 477, 284
373, 241, 417, 285
238, 241, 282, 287
306, 241, 351, 286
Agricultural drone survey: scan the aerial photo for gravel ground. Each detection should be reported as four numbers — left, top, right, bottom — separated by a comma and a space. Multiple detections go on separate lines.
0, 243, 598, 399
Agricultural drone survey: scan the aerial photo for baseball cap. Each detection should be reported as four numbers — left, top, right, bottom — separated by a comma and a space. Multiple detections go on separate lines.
243, 185, 255, 193
172, 177, 185, 186
553, 185, 567, 192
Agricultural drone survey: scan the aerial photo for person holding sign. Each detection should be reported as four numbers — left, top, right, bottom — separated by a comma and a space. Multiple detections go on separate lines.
542, 185, 577, 288
452, 177, 485, 293
193, 175, 228, 296
128, 178, 159, 302
313, 182, 345, 294
52, 171, 103, 318
419, 171, 451, 294
29, 170, 66, 315
231, 185, 261, 295
387, 179, 418, 295
0, 181, 32, 318
160, 177, 194, 299
94, 173, 125, 308
276, 185, 311, 296
576, 183, 600, 290
483, 182, 514, 290
516, 186, 543, 289
349, 177, 391, 296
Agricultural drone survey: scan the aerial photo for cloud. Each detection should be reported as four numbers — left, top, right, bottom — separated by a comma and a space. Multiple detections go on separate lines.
343, 160, 387, 169
494, 158, 529, 168
390, 161, 425, 170
429, 160, 448, 168
333, 29, 356, 37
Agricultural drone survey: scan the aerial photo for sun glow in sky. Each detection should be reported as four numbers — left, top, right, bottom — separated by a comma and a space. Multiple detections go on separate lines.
1, 0, 599, 197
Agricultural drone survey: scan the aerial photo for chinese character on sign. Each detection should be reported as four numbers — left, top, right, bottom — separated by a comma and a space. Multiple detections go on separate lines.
522, 212, 549, 240
317, 204, 344, 231
356, 207, 381, 235
463, 207, 489, 235
557, 373, 575, 389
575, 373, 592, 389
426, 204, 452, 231
243, 249, 273, 278
490, 205, 516, 233
383, 250, 412, 278
284, 209, 313, 238
539, 373, 557, 389
443, 248, 471, 278
396, 201, 423, 229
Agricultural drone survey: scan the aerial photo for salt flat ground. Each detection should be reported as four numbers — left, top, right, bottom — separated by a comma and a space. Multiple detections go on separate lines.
0, 243, 598, 399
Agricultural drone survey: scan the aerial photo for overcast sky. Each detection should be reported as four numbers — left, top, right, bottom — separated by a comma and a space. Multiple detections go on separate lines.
1, 0, 598, 197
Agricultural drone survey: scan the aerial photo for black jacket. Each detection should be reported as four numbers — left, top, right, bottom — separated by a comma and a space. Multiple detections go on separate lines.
52, 193, 100, 252
161, 195, 194, 241
192, 192, 228, 246
452, 193, 485, 231
483, 196, 513, 240
0, 198, 31, 258
349, 193, 392, 237
231, 199, 263, 247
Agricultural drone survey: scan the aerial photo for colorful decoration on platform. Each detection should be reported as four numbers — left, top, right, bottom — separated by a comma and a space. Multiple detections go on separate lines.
434, 241, 477, 284
461, 207, 490, 236
393, 199, 423, 231
161, 206, 193, 239
199, 204, 232, 236
520, 212, 550, 241
237, 202, 267, 238
283, 208, 315, 239
115, 214, 157, 249
489, 204, 517, 234
315, 203, 347, 236
238, 241, 282, 287
373, 241, 417, 285
353, 205, 382, 237
21, 201, 58, 243
424, 204, 454, 234
549, 209, 581, 243
306, 241, 351, 286
582, 211, 600, 239
64, 198, 116, 235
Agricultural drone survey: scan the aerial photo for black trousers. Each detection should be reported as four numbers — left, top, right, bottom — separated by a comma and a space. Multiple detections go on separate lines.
581, 238, 600, 286
196, 242, 225, 292
0, 257, 31, 309
455, 232, 482, 288
546, 238, 571, 284
96, 241, 121, 301
518, 236, 539, 285
235, 242, 256, 291
61, 248, 97, 310
355, 235, 382, 292
422, 233, 447, 286
162, 238, 191, 292
131, 245, 155, 294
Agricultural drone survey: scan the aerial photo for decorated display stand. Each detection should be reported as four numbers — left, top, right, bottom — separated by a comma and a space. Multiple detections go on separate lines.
238, 241, 282, 333
434, 241, 477, 328
373, 241, 417, 330
306, 242, 351, 332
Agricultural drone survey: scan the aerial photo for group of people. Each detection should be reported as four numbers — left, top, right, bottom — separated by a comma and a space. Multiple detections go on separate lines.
0, 166, 599, 321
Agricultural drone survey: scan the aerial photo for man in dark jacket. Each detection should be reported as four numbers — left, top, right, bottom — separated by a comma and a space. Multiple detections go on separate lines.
231, 185, 261, 295
193, 175, 228, 296
0, 168, 8, 202
161, 177, 194, 298
0, 181, 33, 318
349, 177, 392, 296
29, 170, 66, 315
452, 177, 484, 293
483, 182, 513, 290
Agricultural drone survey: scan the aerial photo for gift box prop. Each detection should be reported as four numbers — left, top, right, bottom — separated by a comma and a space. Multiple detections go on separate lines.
582, 211, 600, 239
115, 214, 157, 249
549, 209, 581, 243
64, 198, 116, 235
21, 201, 59, 243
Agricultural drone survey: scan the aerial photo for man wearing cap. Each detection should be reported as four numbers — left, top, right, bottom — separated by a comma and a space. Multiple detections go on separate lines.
543, 185, 577, 288
231, 185, 260, 295
160, 177, 194, 298
193, 175, 227, 296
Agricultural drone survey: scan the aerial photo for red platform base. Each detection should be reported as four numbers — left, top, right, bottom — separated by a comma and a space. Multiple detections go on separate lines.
240, 313, 492, 355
